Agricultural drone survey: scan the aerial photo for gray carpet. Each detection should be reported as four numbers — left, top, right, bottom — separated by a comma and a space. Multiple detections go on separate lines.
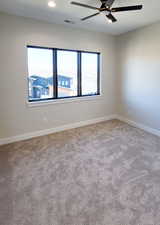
0, 120, 160, 225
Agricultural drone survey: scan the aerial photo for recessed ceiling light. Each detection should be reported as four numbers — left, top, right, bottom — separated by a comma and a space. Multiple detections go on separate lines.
48, 1, 56, 8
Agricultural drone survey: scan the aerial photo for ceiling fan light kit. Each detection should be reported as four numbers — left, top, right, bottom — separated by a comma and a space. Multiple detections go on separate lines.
71, 0, 143, 23
48, 1, 56, 8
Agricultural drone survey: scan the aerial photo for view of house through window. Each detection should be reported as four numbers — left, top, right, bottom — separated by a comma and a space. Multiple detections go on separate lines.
28, 48, 54, 101
57, 50, 77, 97
27, 46, 100, 102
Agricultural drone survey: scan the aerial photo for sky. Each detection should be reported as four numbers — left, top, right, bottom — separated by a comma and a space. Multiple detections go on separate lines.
28, 48, 98, 78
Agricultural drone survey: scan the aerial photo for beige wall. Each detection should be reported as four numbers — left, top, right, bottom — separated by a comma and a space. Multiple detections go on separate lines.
1, 11, 159, 140
116, 22, 160, 130
0, 12, 117, 139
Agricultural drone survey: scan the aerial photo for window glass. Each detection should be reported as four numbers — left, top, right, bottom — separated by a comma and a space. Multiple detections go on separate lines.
81, 52, 98, 95
28, 48, 53, 101
57, 50, 78, 98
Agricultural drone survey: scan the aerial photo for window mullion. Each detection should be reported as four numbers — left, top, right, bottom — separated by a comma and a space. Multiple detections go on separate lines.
53, 49, 58, 99
77, 51, 82, 96
97, 53, 100, 95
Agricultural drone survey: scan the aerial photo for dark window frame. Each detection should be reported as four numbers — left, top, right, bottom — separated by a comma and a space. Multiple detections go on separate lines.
27, 45, 100, 102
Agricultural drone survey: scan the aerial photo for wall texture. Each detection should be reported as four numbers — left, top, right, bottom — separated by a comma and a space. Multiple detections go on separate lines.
0, 12, 116, 139
1, 12, 159, 140
116, 22, 160, 131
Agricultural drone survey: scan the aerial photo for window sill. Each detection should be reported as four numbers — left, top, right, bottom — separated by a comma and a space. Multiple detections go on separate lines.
27, 95, 103, 107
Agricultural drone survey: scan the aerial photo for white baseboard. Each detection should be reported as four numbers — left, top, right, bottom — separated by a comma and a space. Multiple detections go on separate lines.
0, 114, 117, 146
1, 114, 159, 146
116, 115, 160, 137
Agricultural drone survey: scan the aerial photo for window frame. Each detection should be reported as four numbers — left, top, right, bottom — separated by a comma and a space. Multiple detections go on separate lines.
27, 45, 100, 102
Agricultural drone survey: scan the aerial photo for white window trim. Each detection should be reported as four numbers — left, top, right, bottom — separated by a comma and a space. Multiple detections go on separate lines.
27, 94, 103, 107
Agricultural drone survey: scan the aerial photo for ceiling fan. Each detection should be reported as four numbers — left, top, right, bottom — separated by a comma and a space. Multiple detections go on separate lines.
70, 0, 143, 23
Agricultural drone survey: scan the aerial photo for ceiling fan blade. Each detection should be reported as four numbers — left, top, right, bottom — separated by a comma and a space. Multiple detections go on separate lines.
81, 12, 100, 21
71, 1, 99, 10
100, 3, 106, 9
106, 0, 115, 8
106, 13, 117, 22
112, 5, 143, 12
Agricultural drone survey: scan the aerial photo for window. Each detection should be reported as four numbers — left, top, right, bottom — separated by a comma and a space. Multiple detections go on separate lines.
57, 50, 78, 98
28, 47, 54, 101
82, 52, 98, 95
27, 46, 100, 102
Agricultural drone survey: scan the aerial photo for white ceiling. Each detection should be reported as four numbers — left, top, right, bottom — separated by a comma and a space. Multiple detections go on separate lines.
0, 0, 160, 35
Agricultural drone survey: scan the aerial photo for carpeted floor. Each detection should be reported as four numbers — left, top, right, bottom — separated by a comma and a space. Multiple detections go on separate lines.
0, 119, 160, 225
